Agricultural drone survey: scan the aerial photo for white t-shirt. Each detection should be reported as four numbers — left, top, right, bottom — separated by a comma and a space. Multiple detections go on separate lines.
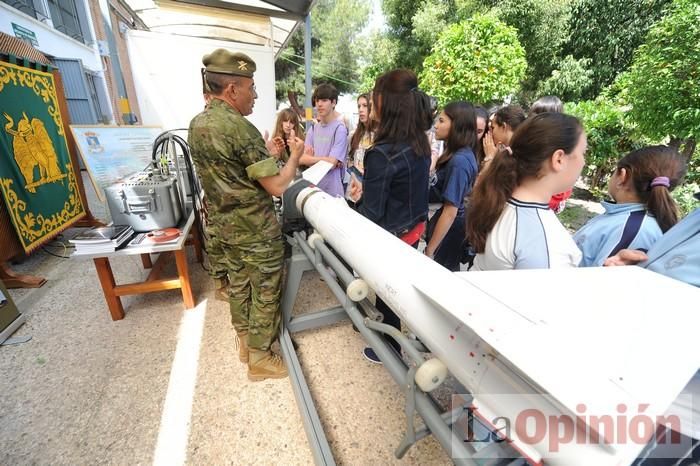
472, 198, 582, 271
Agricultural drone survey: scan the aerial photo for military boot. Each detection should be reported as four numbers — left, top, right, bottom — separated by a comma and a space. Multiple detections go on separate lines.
247, 349, 288, 381
234, 332, 249, 363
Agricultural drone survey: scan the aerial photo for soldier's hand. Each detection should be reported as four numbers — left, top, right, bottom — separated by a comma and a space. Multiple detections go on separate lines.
263, 131, 281, 157
288, 129, 305, 159
272, 136, 285, 156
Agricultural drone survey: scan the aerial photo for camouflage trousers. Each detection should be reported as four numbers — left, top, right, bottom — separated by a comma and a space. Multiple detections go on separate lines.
202, 229, 229, 281
207, 229, 284, 351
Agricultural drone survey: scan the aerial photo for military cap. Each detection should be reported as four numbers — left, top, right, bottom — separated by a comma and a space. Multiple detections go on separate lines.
202, 49, 256, 78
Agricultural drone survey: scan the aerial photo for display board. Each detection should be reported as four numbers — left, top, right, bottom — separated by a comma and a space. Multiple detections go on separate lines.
70, 125, 162, 201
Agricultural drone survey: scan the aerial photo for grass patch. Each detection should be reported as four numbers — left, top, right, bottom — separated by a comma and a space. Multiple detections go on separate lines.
559, 203, 600, 233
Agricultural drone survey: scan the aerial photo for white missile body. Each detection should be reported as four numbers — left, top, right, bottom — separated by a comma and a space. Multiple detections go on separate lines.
295, 186, 700, 465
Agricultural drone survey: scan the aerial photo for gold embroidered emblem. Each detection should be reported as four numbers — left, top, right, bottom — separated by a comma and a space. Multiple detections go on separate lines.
3, 112, 67, 193
238, 60, 248, 71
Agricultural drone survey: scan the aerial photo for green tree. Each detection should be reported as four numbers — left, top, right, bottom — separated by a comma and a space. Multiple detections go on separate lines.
623, 0, 700, 178
358, 31, 400, 91
493, 0, 573, 98
383, 0, 424, 36
563, 0, 672, 99
420, 14, 527, 105
381, 0, 457, 72
275, 0, 371, 102
566, 98, 648, 194
537, 55, 593, 102
411, 0, 450, 47
361, 0, 502, 89
455, 0, 494, 18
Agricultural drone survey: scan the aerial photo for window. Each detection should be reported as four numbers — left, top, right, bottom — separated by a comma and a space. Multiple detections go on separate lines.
1, 0, 49, 21
46, 0, 84, 43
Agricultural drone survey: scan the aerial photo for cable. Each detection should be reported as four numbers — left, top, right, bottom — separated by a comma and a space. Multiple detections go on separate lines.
41, 247, 70, 259
283, 50, 363, 76
151, 129, 208, 266
278, 55, 357, 87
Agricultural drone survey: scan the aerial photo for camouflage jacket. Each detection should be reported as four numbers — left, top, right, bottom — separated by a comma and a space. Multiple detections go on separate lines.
188, 99, 281, 243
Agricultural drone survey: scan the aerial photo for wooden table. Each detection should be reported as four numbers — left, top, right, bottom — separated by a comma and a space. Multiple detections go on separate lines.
73, 211, 203, 321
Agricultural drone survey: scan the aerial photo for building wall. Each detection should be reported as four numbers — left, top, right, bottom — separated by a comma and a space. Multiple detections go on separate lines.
85, 0, 116, 123
0, 1, 101, 71
0, 0, 150, 126
85, 0, 142, 125
0, 0, 117, 124
108, 0, 141, 124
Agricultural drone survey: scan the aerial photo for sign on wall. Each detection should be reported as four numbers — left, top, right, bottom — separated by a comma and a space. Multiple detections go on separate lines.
11, 23, 39, 47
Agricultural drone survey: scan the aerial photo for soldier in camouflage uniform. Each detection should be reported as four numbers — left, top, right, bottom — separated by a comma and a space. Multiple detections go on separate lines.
188, 49, 303, 381
199, 81, 230, 301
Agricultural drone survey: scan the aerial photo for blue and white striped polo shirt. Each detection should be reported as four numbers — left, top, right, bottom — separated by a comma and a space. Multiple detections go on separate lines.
574, 201, 662, 267
472, 198, 582, 271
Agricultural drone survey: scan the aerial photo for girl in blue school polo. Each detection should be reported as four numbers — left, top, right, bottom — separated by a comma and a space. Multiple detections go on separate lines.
425, 101, 479, 271
574, 145, 686, 267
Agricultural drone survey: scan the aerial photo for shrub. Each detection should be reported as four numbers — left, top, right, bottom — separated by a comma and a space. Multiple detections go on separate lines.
566, 98, 648, 194
672, 182, 700, 219
420, 14, 527, 104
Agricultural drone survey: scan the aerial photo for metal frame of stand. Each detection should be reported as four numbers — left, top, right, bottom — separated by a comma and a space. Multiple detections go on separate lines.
278, 231, 526, 466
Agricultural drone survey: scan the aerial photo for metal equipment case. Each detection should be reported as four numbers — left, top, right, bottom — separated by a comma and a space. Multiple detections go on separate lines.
105, 172, 183, 232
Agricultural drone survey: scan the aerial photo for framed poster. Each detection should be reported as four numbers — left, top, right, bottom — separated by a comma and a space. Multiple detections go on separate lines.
70, 125, 163, 201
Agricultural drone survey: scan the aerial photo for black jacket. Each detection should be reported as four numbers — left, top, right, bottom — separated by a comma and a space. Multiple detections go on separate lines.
357, 142, 430, 236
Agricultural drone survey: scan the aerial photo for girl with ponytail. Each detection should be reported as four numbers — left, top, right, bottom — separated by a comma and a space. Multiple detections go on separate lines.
467, 113, 587, 270
575, 145, 686, 266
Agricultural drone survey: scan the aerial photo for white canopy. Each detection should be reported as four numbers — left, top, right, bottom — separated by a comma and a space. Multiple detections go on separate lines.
122, 0, 315, 58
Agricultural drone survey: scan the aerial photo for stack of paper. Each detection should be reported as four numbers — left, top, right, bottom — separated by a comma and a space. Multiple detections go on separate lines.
70, 225, 134, 254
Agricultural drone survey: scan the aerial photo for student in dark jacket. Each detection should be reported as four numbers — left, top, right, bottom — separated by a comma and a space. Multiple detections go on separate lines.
349, 68, 432, 364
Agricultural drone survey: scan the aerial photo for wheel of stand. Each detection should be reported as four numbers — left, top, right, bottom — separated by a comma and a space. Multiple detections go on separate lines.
308, 232, 324, 249
346, 278, 368, 302
415, 358, 448, 392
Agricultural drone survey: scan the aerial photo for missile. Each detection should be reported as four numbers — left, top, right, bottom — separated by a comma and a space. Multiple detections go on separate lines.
286, 182, 700, 465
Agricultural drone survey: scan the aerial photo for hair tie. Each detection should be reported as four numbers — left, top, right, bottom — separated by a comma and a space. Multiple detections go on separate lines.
649, 176, 670, 189
409, 86, 418, 92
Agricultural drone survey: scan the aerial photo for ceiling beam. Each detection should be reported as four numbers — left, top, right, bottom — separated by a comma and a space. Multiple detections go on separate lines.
171, 0, 303, 20
260, 0, 313, 17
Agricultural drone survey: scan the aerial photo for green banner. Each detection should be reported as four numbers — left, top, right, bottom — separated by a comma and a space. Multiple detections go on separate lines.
0, 61, 85, 252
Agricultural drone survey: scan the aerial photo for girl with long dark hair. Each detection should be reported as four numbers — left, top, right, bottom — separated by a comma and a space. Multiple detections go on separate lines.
425, 101, 479, 271
272, 108, 304, 162
481, 105, 527, 170
348, 93, 376, 173
349, 69, 432, 363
